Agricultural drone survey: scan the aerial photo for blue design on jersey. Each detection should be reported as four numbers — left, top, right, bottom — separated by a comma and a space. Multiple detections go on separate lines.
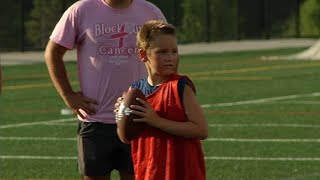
131, 77, 187, 104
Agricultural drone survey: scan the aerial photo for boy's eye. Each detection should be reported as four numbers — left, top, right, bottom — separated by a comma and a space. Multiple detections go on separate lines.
156, 50, 167, 54
156, 50, 178, 54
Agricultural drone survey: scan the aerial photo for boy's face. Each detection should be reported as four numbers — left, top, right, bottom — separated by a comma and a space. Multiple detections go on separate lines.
145, 34, 179, 76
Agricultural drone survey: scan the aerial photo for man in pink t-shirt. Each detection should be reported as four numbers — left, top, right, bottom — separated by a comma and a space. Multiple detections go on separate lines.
44, 0, 165, 179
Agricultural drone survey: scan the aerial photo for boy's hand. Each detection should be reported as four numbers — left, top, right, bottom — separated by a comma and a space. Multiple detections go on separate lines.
130, 98, 160, 125
114, 92, 126, 113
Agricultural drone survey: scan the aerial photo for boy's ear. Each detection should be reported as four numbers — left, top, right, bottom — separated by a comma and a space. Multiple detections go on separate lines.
139, 49, 147, 62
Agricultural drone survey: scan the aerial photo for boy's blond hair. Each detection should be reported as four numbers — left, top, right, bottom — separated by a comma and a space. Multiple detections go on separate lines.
137, 20, 176, 51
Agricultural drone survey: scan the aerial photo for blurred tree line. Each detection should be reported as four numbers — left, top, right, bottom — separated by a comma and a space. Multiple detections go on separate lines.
1, 0, 320, 51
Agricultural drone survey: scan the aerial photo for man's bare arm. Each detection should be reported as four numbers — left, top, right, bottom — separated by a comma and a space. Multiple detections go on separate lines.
44, 40, 72, 99
44, 40, 97, 118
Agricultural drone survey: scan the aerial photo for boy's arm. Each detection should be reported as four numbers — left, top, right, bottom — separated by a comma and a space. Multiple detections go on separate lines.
44, 40, 97, 118
132, 85, 208, 139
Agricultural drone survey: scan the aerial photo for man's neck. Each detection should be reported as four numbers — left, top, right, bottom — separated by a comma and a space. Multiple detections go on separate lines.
104, 0, 133, 9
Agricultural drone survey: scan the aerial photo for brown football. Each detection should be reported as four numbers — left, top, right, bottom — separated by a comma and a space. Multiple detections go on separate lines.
116, 88, 147, 144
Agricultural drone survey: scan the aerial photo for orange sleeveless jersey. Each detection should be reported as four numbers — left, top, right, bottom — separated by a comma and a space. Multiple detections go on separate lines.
131, 74, 206, 180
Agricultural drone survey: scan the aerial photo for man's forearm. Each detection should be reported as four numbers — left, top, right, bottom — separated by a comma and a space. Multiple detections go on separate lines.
45, 41, 73, 100
47, 57, 73, 99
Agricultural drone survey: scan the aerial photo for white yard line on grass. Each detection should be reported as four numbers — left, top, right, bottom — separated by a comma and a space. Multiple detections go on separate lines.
201, 92, 320, 108
0, 92, 320, 129
1, 155, 320, 161
0, 136, 76, 141
204, 157, 320, 161
0, 155, 77, 160
205, 138, 320, 143
0, 118, 77, 129
43, 122, 77, 126
1, 92, 319, 129
266, 100, 320, 105
209, 123, 320, 128
1, 136, 320, 143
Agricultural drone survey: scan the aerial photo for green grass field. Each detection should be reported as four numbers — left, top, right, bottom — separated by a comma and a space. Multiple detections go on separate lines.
1, 47, 320, 180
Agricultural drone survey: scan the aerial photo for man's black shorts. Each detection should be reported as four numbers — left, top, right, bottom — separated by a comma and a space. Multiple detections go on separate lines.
77, 121, 134, 176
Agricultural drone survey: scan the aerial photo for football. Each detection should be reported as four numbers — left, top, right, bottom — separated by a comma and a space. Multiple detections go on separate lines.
116, 88, 147, 144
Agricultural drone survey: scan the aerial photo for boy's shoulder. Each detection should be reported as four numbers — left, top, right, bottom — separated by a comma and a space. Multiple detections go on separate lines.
131, 77, 148, 89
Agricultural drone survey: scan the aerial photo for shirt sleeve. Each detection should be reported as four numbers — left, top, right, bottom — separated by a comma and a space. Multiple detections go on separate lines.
178, 76, 196, 104
49, 4, 78, 50
178, 77, 187, 104
154, 7, 167, 22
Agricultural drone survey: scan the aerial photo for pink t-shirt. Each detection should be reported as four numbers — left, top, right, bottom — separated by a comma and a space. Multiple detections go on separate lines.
50, 0, 165, 123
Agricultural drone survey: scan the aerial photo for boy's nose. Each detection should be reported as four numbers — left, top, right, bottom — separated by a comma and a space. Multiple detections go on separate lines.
166, 52, 177, 61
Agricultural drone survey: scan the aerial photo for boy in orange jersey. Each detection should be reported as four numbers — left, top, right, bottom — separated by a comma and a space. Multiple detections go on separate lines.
119, 20, 208, 180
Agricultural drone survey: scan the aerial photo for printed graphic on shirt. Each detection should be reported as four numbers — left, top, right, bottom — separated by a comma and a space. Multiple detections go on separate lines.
95, 23, 141, 65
